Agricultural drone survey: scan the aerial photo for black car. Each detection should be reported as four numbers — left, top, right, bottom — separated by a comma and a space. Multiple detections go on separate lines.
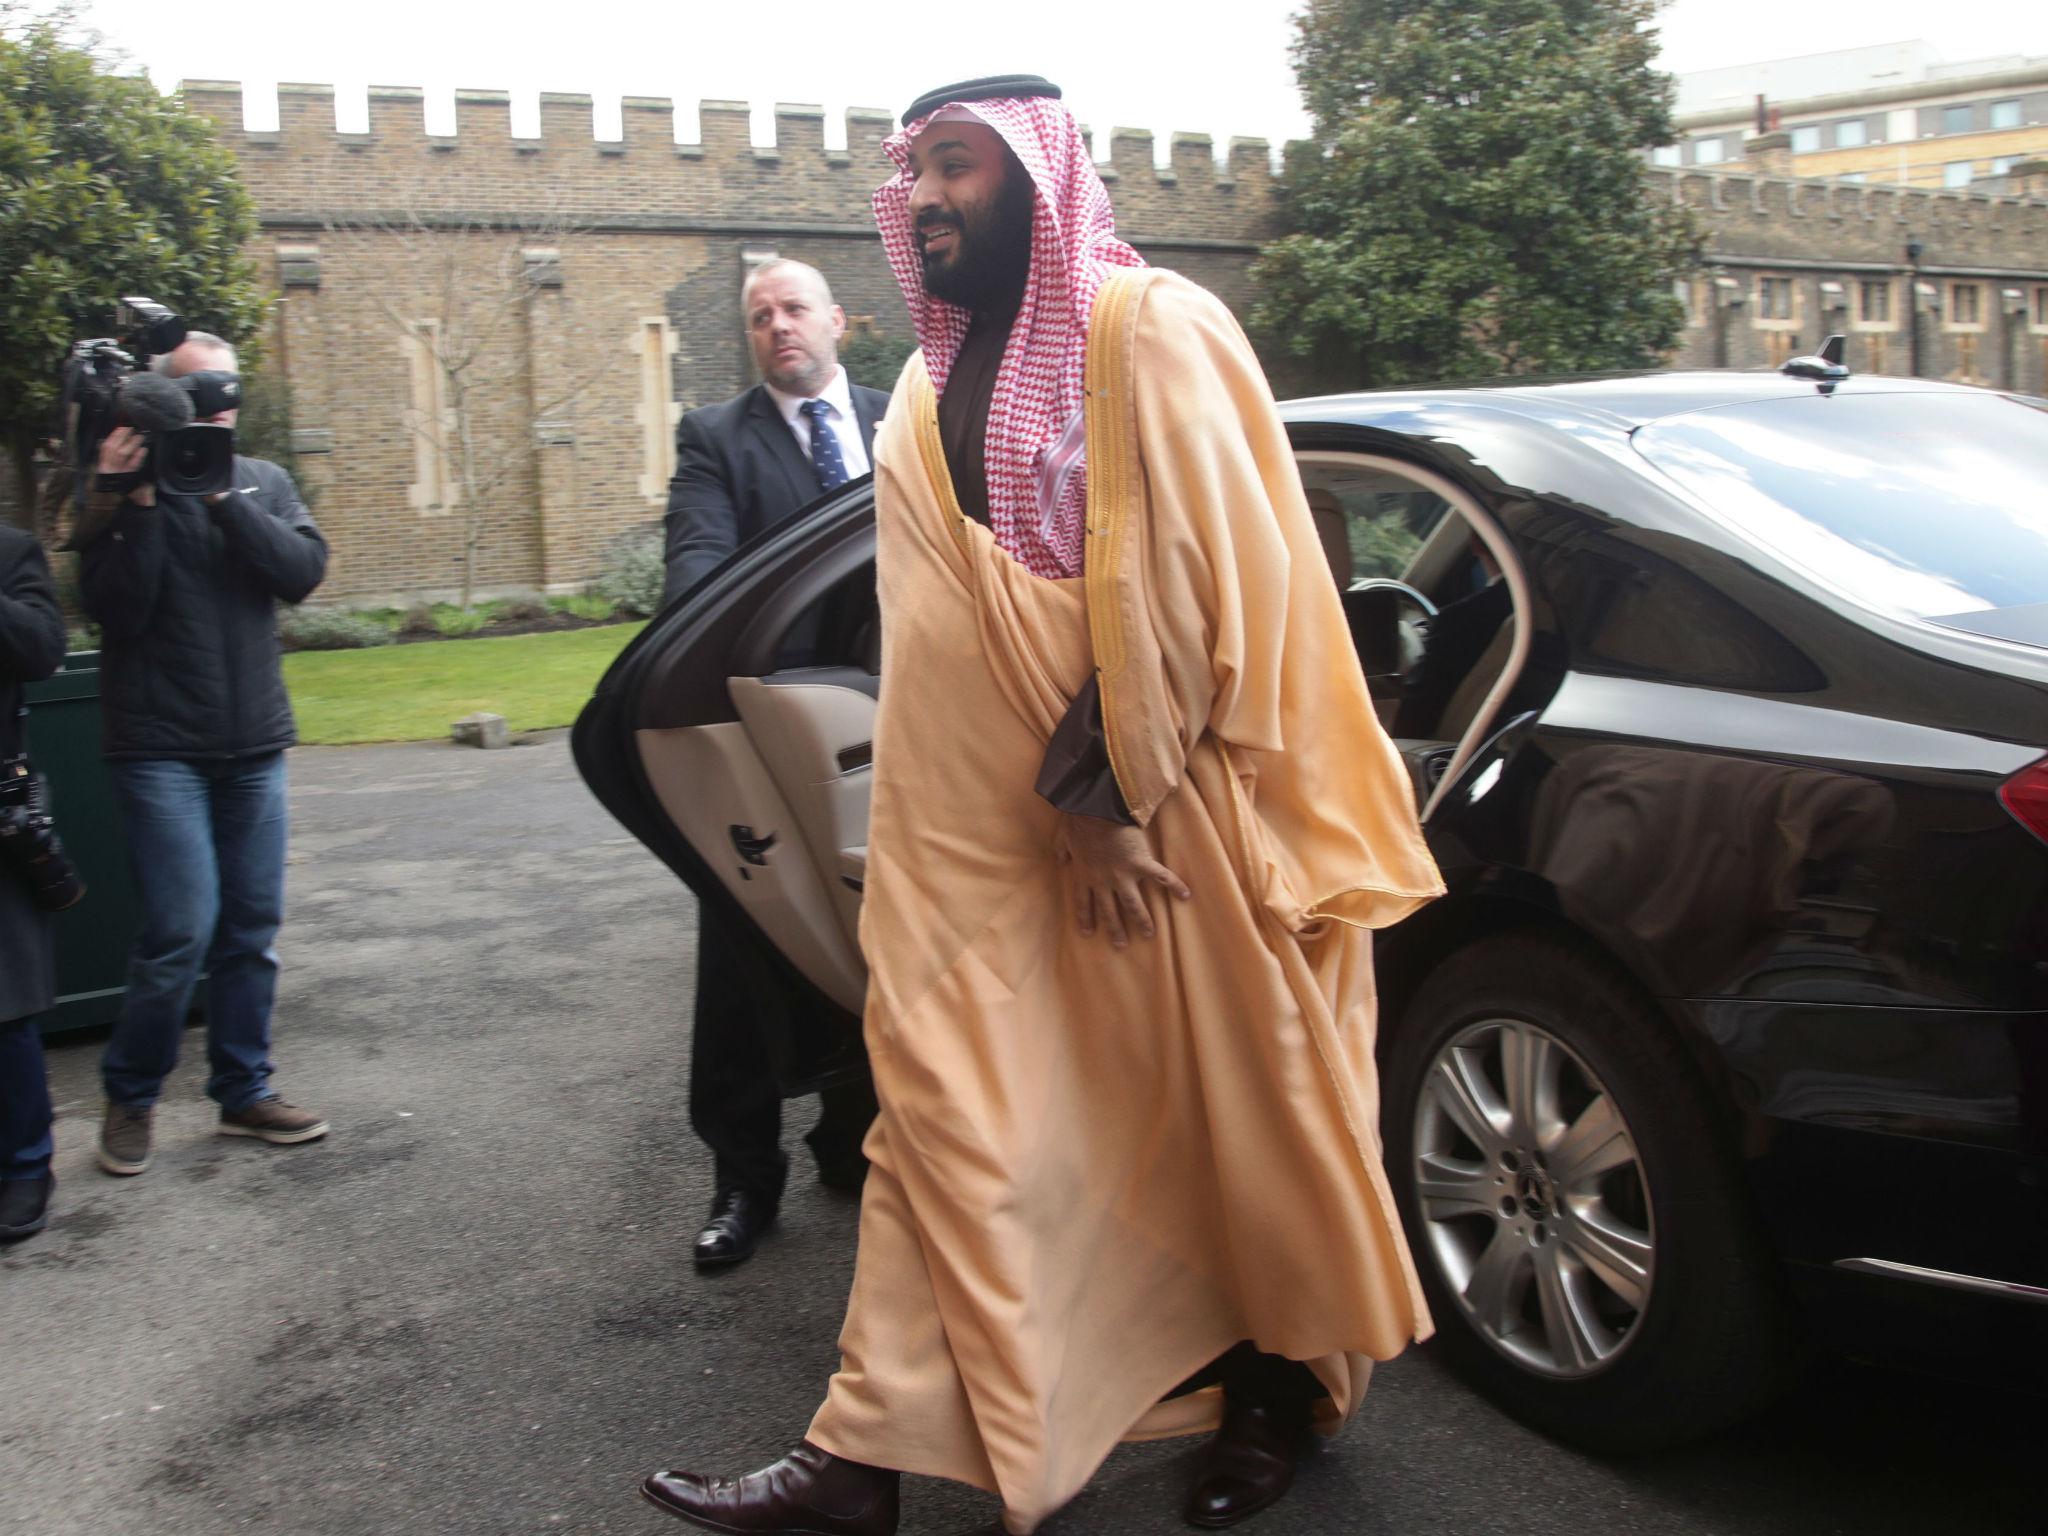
575, 362, 2048, 1450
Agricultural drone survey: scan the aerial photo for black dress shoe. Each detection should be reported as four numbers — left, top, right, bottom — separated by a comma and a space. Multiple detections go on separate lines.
641, 1439, 899, 1534
0, 1171, 53, 1241
694, 1189, 776, 1268
1183, 1399, 1314, 1528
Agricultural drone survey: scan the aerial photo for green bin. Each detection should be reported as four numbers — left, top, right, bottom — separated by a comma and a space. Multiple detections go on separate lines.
24, 650, 136, 1035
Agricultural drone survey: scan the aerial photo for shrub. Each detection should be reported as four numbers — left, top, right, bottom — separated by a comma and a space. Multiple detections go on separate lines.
841, 329, 917, 392
597, 524, 665, 618
398, 602, 439, 637
433, 605, 486, 638
495, 590, 550, 623
550, 592, 620, 622
280, 608, 396, 651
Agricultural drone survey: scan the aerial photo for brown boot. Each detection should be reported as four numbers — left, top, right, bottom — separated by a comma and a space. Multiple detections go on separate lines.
219, 1096, 329, 1145
641, 1441, 899, 1535
1183, 1399, 1314, 1528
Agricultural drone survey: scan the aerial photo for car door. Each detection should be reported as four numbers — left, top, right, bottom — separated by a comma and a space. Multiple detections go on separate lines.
573, 481, 881, 1093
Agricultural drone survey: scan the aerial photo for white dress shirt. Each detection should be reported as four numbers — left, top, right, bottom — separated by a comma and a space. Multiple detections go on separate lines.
764, 365, 870, 479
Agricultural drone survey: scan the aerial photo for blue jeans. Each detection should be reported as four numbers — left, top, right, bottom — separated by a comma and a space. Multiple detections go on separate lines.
101, 753, 289, 1111
0, 1016, 53, 1180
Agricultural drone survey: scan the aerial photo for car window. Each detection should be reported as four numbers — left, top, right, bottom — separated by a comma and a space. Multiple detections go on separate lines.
1298, 463, 1456, 586
1632, 392, 2048, 623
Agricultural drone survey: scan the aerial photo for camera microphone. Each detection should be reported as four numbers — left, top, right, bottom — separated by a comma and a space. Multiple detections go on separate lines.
116, 371, 196, 434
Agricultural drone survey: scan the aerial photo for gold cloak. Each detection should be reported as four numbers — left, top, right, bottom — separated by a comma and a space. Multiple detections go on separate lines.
807, 269, 1444, 1533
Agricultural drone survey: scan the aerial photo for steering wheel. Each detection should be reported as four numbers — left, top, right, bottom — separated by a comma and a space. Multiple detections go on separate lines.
1345, 576, 1438, 617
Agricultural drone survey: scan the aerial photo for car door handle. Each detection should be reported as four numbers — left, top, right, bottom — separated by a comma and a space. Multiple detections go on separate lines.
729, 825, 778, 866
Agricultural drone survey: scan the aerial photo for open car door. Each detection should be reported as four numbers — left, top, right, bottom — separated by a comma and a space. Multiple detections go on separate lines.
574, 481, 881, 1096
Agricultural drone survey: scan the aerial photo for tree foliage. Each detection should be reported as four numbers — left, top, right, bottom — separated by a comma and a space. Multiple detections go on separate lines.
839, 328, 918, 394
1253, 0, 1700, 389
0, 8, 262, 522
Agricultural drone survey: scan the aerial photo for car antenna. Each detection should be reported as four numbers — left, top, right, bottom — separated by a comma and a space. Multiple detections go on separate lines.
1781, 334, 1850, 389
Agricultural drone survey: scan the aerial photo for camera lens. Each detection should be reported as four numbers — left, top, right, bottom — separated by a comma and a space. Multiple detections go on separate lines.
155, 424, 236, 498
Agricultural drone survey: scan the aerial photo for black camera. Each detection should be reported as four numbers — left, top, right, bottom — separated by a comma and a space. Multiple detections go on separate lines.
0, 753, 85, 913
64, 297, 239, 505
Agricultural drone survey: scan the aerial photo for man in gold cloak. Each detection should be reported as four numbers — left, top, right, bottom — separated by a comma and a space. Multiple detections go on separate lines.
643, 74, 1444, 1536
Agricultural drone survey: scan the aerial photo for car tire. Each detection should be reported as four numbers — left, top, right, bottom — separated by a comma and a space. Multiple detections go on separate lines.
1382, 933, 1798, 1452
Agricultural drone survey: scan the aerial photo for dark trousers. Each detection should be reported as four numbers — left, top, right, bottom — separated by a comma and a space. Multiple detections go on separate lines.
1, 1015, 54, 1181
1172, 1343, 1327, 1414
689, 902, 876, 1205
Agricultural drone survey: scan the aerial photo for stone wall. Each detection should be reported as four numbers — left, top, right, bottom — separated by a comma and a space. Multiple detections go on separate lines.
177, 82, 1278, 601
49, 82, 2038, 604
1654, 167, 2048, 391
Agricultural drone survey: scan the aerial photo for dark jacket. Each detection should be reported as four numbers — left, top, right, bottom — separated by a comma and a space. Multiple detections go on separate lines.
0, 527, 68, 1021
662, 380, 888, 606
78, 456, 327, 761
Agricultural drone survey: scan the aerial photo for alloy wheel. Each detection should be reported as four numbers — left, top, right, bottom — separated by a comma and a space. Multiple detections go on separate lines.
1409, 1017, 1655, 1377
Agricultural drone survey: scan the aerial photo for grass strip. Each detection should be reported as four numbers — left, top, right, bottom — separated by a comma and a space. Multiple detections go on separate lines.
283, 622, 646, 745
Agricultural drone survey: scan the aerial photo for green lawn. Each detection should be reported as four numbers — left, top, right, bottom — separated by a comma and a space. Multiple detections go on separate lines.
283, 622, 646, 745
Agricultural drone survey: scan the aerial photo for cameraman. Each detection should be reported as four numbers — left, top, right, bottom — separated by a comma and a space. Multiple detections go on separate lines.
79, 332, 331, 1177
0, 523, 67, 1241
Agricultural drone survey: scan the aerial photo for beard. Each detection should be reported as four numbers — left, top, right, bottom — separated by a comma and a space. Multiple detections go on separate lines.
917, 165, 1036, 313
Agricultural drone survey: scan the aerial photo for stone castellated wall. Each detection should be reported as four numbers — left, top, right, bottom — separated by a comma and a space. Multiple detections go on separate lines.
147, 83, 2048, 603
177, 82, 1281, 602
1653, 167, 2048, 392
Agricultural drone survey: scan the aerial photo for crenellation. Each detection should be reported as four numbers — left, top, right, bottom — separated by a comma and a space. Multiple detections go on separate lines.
277, 82, 338, 144
455, 89, 514, 143
179, 79, 243, 135
1109, 128, 1154, 181
1170, 134, 1215, 187
774, 104, 827, 158
366, 85, 426, 144
846, 108, 894, 167
538, 92, 594, 148
1226, 138, 1271, 183
697, 101, 752, 160
621, 97, 674, 152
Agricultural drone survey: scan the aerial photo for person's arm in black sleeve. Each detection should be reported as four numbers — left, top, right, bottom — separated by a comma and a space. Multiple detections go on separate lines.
0, 534, 67, 684
77, 496, 169, 641
213, 463, 328, 605
663, 412, 740, 606
1034, 675, 1136, 825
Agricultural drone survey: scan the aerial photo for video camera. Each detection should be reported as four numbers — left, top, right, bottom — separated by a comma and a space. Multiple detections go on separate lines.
64, 297, 239, 505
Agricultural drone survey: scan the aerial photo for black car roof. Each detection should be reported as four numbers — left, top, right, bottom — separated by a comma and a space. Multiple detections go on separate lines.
1279, 368, 2006, 436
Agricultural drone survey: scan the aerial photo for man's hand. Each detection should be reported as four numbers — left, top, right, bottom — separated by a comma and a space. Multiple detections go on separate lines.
1053, 814, 1192, 949
95, 426, 153, 506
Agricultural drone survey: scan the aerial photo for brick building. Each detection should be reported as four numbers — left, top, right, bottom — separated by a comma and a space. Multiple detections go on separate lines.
73, 81, 2048, 604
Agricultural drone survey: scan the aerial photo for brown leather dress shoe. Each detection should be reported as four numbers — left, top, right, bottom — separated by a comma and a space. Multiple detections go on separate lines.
641, 1440, 899, 1535
1183, 1400, 1314, 1528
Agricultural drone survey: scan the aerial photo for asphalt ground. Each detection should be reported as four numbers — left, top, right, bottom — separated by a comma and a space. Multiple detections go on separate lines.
1, 734, 2035, 1536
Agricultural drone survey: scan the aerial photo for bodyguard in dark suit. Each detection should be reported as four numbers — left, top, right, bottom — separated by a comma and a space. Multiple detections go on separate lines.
662, 263, 889, 603
663, 259, 886, 1267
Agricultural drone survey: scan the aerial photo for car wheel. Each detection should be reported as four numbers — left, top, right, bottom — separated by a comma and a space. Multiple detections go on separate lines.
1383, 934, 1797, 1451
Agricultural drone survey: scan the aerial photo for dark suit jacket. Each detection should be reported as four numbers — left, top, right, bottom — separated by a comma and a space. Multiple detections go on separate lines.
0, 526, 67, 1022
662, 379, 889, 606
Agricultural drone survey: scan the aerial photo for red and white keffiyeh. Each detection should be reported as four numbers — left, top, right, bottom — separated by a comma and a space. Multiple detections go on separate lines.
875, 95, 1145, 580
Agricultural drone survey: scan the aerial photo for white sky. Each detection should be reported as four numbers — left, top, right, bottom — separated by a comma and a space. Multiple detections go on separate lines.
63, 0, 2048, 158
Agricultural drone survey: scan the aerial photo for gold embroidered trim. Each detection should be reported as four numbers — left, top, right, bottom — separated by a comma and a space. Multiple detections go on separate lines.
906, 354, 974, 559
1083, 268, 1154, 818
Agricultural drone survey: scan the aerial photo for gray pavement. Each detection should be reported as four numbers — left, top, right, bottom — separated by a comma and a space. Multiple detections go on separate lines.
2, 735, 2033, 1536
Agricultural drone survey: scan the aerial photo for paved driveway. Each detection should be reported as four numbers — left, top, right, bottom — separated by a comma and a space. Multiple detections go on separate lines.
2, 735, 2032, 1535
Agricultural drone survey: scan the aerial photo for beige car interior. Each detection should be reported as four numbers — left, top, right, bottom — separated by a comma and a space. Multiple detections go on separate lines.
633, 451, 1523, 1005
